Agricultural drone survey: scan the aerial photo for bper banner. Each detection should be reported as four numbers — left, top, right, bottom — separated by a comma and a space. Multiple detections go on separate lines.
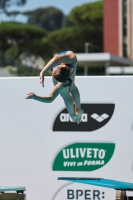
0, 76, 133, 200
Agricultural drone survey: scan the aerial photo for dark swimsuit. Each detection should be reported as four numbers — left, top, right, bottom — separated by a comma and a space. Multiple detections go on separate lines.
53, 50, 76, 87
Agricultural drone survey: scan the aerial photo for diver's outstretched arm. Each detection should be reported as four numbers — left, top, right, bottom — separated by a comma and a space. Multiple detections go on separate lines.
25, 82, 80, 123
25, 82, 64, 103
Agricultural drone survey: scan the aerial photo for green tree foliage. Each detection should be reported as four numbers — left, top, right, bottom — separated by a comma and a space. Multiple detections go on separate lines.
47, 1, 103, 53
70, 1, 103, 25
6, 10, 21, 21
62, 15, 75, 28
0, 22, 50, 66
0, 0, 27, 12
0, 0, 103, 68
28, 37, 54, 61
6, 10, 20, 16
48, 27, 85, 53
17, 65, 40, 76
69, 1, 103, 52
24, 7, 64, 33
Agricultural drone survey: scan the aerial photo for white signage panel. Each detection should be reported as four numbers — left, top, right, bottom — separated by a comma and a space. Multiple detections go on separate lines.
0, 76, 133, 200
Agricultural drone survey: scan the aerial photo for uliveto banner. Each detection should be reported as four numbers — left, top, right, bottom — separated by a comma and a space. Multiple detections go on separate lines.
0, 76, 133, 200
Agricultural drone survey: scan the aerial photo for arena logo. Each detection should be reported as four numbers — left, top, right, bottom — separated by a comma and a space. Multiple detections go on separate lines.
53, 103, 115, 131
52, 143, 115, 171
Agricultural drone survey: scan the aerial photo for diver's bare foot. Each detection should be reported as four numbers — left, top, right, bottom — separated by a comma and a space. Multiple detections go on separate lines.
76, 109, 84, 124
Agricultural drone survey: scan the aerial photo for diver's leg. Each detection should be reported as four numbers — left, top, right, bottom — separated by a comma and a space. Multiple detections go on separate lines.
60, 88, 78, 122
52, 77, 77, 122
69, 82, 84, 117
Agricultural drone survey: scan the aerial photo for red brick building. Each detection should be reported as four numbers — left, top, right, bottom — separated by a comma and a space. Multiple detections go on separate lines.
104, 0, 133, 60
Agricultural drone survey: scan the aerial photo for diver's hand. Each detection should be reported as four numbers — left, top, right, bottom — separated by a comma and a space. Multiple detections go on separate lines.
25, 92, 36, 99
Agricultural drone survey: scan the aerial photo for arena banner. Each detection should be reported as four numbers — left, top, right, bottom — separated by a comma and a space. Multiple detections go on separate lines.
0, 76, 133, 200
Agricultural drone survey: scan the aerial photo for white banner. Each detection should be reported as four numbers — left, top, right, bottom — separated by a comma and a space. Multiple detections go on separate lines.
0, 76, 133, 200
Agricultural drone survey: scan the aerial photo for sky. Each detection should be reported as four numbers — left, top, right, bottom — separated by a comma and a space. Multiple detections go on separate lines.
0, 0, 99, 23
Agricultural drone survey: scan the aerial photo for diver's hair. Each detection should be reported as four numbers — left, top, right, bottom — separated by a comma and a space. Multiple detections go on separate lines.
52, 64, 71, 82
